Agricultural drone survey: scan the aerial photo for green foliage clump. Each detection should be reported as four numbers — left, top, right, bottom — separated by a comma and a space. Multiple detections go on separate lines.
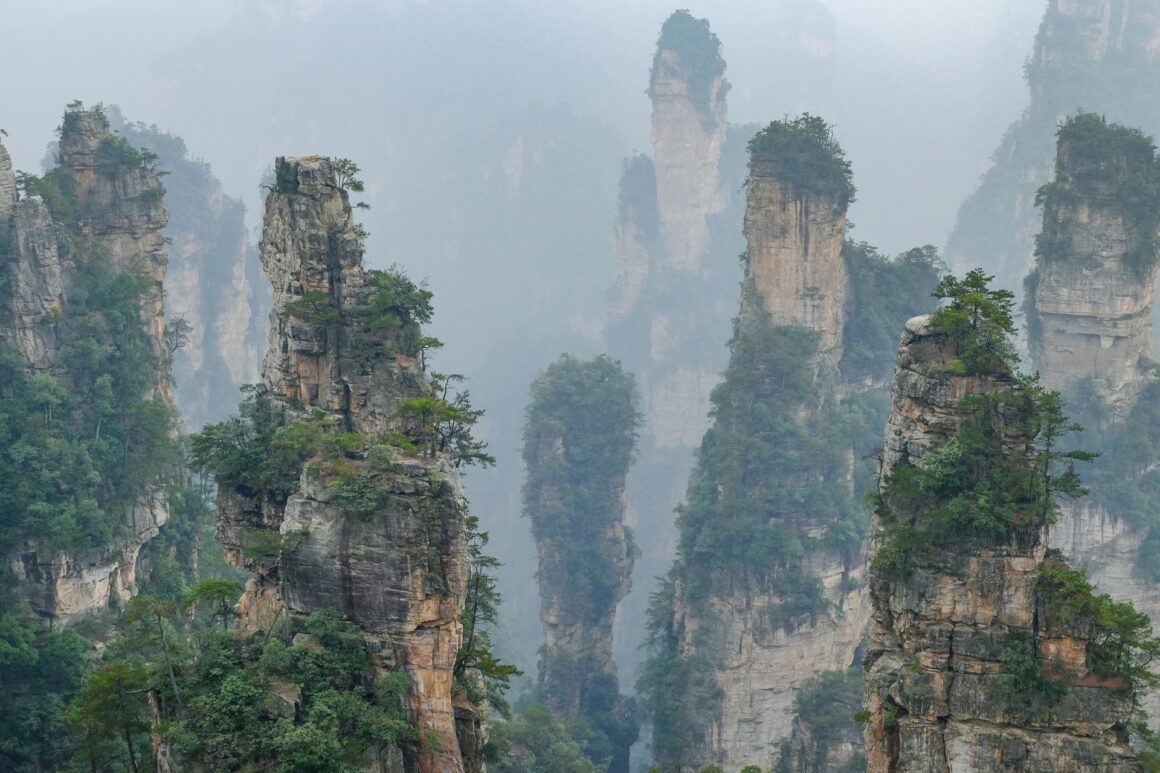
677, 319, 864, 603
873, 375, 1092, 579
840, 241, 944, 382
395, 373, 494, 469
995, 633, 1068, 721
775, 669, 867, 773
650, 10, 728, 124
1038, 558, 1160, 690
523, 355, 640, 620
635, 578, 722, 769
0, 258, 177, 554
748, 114, 856, 212
486, 706, 603, 773
928, 268, 1019, 375
1034, 113, 1160, 277
190, 386, 321, 502
353, 266, 441, 359
68, 605, 417, 772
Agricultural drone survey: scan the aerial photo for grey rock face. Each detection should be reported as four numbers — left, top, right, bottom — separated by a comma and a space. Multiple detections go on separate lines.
219, 155, 473, 773
863, 322, 1140, 773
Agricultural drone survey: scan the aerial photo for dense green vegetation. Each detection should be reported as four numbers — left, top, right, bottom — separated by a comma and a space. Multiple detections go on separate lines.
522, 354, 641, 772
650, 10, 728, 123
0, 112, 235, 771
873, 272, 1091, 578
1034, 113, 1160, 276
523, 355, 640, 620
840, 242, 944, 382
776, 669, 866, 773
748, 114, 856, 212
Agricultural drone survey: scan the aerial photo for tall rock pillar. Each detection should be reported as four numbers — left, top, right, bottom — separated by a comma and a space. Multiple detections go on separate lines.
216, 156, 473, 773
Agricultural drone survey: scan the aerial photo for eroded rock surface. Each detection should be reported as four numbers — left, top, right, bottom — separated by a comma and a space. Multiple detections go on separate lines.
217, 156, 472, 773
863, 316, 1140, 772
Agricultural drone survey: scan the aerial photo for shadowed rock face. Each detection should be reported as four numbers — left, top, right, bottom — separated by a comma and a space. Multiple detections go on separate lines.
863, 316, 1140, 773
217, 156, 473, 773
0, 110, 172, 623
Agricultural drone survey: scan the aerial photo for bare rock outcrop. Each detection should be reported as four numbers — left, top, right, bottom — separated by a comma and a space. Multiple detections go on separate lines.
742, 148, 849, 359
863, 315, 1142, 772
217, 156, 473, 773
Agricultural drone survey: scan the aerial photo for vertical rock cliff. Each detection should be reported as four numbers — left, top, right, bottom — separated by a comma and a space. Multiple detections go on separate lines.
523, 354, 640, 772
0, 106, 174, 622
1029, 113, 1160, 723
649, 9, 728, 272
741, 119, 851, 360
1029, 113, 1160, 420
214, 156, 475, 772
863, 304, 1147, 772
947, 0, 1160, 294
639, 116, 871, 772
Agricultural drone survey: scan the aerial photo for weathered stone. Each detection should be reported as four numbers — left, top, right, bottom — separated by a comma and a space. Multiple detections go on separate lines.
218, 156, 473, 773
863, 318, 1141, 772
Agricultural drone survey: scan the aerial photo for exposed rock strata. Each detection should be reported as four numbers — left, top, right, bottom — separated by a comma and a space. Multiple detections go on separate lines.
0, 110, 172, 622
216, 156, 473, 773
742, 156, 849, 358
1029, 120, 1160, 420
863, 315, 1140, 772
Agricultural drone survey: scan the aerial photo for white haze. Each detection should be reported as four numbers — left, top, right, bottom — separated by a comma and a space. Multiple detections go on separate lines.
0, 0, 1047, 673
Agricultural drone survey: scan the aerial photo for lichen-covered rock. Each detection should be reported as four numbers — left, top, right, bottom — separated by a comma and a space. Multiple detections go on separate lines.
218, 156, 472, 773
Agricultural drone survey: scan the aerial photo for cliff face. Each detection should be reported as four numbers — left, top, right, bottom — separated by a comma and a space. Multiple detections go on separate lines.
1029, 114, 1160, 723
216, 156, 472, 773
863, 315, 1140, 773
1030, 114, 1160, 421
641, 117, 869, 771
649, 10, 728, 272
742, 154, 849, 358
947, 0, 1160, 293
0, 109, 173, 622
